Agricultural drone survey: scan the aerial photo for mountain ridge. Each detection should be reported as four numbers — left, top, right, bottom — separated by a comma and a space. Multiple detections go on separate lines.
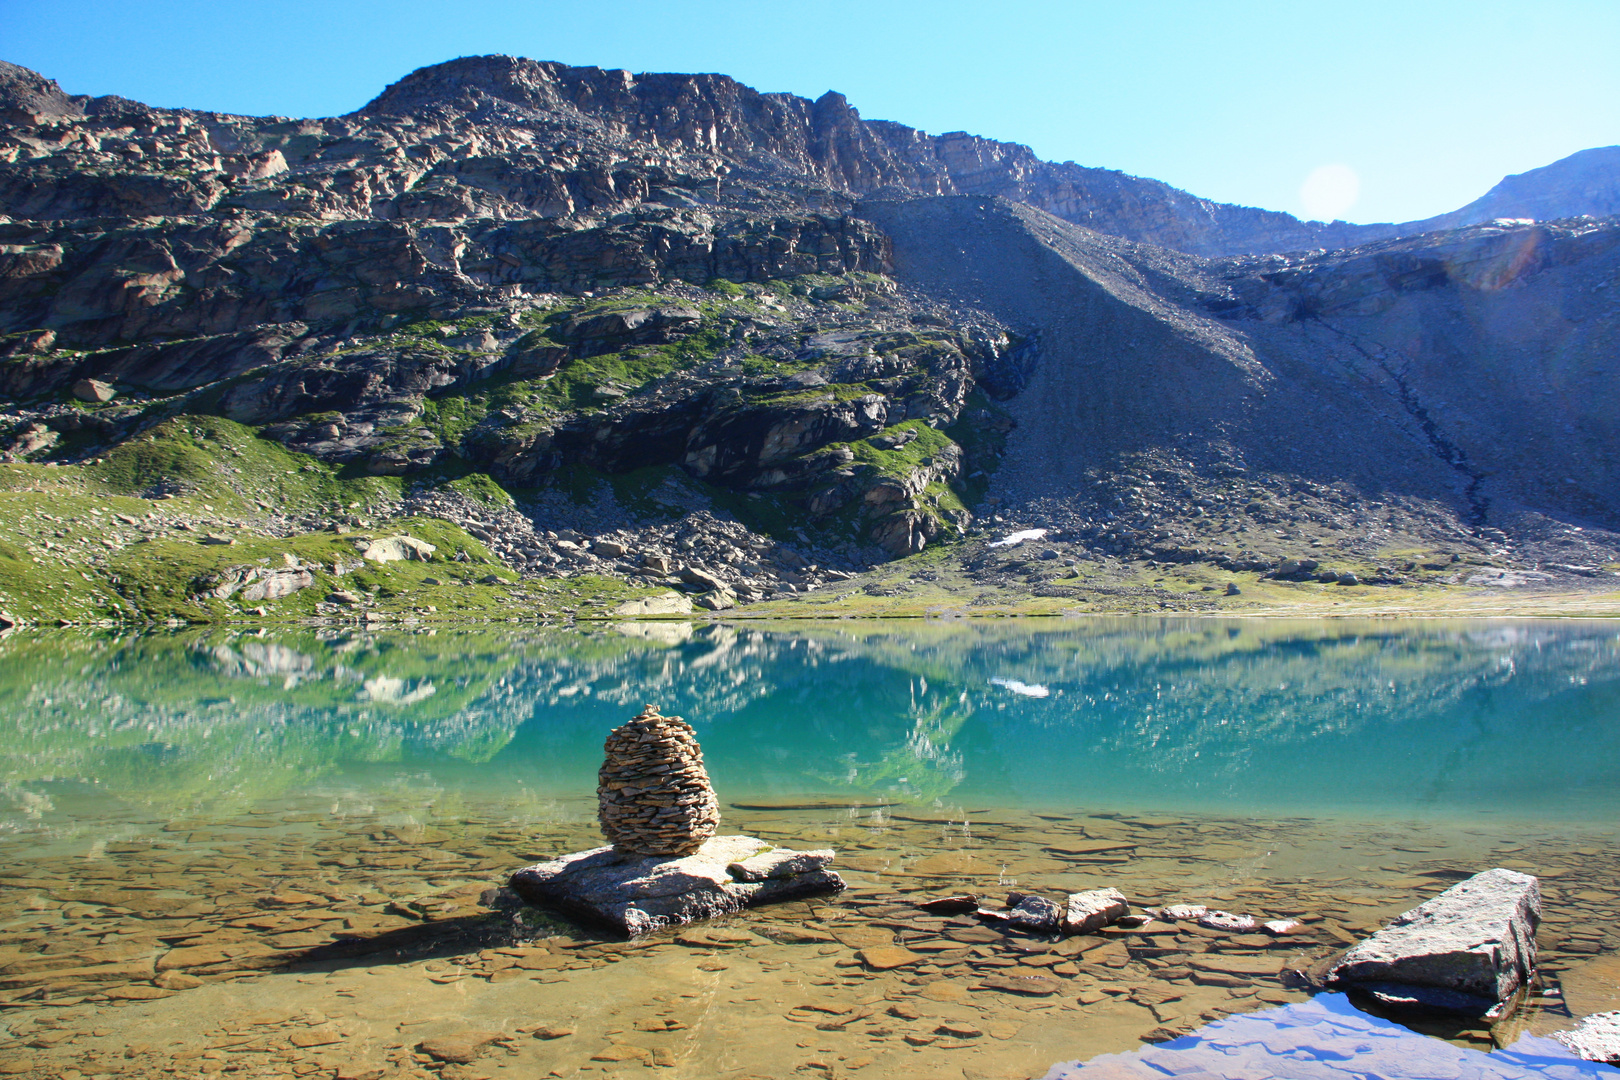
0, 54, 1614, 625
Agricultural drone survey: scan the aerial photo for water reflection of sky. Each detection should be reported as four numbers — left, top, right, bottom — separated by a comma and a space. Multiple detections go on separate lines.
1, 619, 1617, 824
1044, 994, 1613, 1080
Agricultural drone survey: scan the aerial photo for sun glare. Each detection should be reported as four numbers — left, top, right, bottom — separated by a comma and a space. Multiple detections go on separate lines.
1300, 163, 1361, 221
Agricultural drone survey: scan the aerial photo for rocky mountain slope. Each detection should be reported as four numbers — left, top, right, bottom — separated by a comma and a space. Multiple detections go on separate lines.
1405, 146, 1620, 234
0, 55, 1615, 623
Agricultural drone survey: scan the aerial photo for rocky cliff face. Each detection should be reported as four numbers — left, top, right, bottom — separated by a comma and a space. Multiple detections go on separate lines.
0, 55, 1616, 601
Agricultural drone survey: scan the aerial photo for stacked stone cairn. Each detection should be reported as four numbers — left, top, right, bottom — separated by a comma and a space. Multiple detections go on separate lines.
597, 704, 721, 856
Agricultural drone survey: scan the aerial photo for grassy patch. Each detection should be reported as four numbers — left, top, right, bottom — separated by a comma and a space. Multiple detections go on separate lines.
82, 415, 404, 515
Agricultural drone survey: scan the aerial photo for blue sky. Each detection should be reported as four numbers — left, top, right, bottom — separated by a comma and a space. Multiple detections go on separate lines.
2, 0, 1616, 223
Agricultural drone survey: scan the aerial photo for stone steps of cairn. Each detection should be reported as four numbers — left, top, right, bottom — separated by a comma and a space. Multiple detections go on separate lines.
597, 704, 721, 856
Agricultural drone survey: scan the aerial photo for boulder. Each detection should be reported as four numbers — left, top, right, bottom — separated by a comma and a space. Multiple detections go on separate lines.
240, 568, 315, 602
1062, 888, 1129, 935
1551, 1011, 1620, 1065
357, 535, 436, 563
678, 565, 729, 592
71, 377, 116, 402
612, 591, 694, 616
1324, 868, 1540, 1008
508, 834, 844, 936
210, 566, 315, 602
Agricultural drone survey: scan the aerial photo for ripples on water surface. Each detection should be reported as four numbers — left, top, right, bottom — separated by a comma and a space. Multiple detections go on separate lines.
0, 618, 1615, 1079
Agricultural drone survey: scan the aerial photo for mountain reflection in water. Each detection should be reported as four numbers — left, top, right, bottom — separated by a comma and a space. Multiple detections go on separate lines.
0, 618, 1616, 824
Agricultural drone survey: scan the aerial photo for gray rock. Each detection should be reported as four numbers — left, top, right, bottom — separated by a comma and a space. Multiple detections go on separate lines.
612, 591, 694, 616
71, 377, 116, 402
215, 566, 315, 602
1325, 867, 1540, 1004
679, 565, 729, 592
1551, 1011, 1620, 1064
508, 834, 844, 936
357, 535, 436, 563
1062, 888, 1129, 935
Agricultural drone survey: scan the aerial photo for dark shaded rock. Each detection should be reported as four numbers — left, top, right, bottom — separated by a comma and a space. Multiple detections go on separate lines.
917, 894, 980, 915
1004, 892, 1063, 934
1349, 981, 1503, 1018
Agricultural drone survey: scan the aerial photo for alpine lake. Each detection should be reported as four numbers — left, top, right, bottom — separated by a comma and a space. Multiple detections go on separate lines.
0, 617, 1617, 1080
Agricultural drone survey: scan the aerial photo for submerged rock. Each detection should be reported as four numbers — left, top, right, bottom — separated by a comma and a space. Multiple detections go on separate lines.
1325, 867, 1540, 1009
508, 835, 843, 936
726, 847, 835, 882
1552, 1011, 1620, 1065
1199, 911, 1259, 933
917, 894, 981, 915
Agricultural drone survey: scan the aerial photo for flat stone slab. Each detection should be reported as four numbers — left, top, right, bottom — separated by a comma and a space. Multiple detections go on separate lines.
1326, 867, 1540, 1004
509, 835, 843, 936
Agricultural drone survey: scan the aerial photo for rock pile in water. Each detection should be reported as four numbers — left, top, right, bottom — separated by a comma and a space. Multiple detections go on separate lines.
597, 704, 720, 856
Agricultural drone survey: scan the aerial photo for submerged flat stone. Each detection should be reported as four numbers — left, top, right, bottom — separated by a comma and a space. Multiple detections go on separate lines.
1552, 1011, 1620, 1065
508, 835, 843, 936
1044, 993, 1614, 1080
1325, 867, 1540, 1004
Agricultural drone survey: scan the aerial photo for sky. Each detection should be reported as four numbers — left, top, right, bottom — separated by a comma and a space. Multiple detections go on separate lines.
2, 0, 1617, 224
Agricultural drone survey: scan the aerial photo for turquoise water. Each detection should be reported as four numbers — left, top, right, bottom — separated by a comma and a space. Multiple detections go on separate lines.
3, 618, 1618, 829
2, 617, 1617, 1079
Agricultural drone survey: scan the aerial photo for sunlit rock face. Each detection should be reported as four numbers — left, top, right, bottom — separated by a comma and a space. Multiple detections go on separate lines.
1, 57, 1616, 579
